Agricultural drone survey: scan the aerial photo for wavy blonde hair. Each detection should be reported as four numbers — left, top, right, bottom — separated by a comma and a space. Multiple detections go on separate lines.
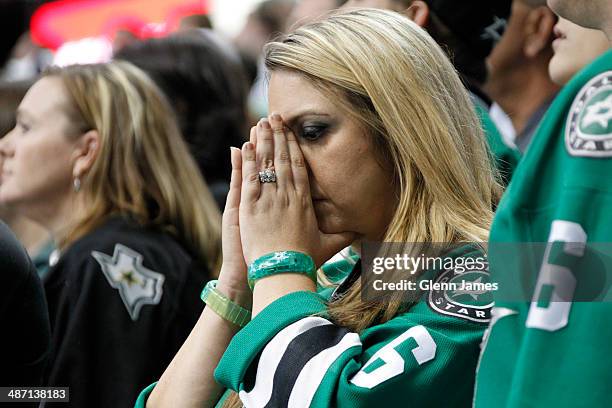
264, 8, 502, 329
45, 61, 222, 273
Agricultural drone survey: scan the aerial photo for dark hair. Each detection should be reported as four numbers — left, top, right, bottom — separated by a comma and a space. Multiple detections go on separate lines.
425, 11, 488, 86
421, 0, 512, 85
114, 30, 249, 205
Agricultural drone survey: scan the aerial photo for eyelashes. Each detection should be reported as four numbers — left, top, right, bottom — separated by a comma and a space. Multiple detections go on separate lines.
300, 123, 329, 141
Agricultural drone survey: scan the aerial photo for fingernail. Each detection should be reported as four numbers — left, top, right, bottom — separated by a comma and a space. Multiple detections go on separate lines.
271, 113, 281, 122
261, 118, 271, 129
245, 142, 254, 150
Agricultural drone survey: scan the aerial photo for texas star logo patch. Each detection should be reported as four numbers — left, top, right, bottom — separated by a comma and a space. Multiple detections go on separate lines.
92, 244, 165, 321
427, 266, 493, 324
566, 71, 612, 157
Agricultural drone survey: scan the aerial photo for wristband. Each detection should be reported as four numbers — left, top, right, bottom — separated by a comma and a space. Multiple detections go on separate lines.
248, 251, 316, 290
200, 280, 251, 327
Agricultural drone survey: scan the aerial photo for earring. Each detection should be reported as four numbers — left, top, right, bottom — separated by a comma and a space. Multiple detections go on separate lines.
73, 177, 81, 193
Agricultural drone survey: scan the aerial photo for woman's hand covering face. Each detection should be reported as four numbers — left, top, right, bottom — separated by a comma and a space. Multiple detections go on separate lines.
238, 114, 355, 267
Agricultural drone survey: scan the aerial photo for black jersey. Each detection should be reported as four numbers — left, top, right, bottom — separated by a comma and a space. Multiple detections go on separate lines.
0, 221, 51, 391
42, 216, 210, 407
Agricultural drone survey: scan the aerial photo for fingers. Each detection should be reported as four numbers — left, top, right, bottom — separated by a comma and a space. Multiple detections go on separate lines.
224, 147, 242, 212
241, 141, 260, 204
256, 119, 276, 193
256, 119, 275, 171
285, 125, 309, 194
269, 113, 293, 190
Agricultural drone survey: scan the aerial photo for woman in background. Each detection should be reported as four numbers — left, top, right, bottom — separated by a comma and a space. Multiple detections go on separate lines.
0, 61, 222, 407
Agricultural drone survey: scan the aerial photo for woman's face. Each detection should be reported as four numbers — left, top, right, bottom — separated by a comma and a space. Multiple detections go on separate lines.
267, 70, 398, 240
0, 77, 78, 212
549, 17, 609, 85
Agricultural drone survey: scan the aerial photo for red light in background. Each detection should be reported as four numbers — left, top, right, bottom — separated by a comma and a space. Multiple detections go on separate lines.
31, 0, 209, 50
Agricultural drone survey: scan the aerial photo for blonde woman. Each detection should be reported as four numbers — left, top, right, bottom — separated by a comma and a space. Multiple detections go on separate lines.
140, 9, 501, 408
0, 62, 221, 407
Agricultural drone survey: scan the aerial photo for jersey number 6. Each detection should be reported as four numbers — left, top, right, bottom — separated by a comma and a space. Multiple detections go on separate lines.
526, 220, 586, 331
350, 325, 436, 389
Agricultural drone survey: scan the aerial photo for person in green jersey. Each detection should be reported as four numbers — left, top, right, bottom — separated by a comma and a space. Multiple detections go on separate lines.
474, 0, 612, 406
136, 9, 503, 408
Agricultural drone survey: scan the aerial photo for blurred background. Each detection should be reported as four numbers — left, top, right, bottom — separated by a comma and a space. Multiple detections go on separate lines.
1, 0, 280, 77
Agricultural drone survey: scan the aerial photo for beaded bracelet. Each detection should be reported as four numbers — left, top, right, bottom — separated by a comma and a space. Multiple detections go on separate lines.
247, 251, 316, 290
200, 280, 251, 327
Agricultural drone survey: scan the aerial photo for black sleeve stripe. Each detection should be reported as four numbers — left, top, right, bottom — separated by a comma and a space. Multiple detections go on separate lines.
238, 316, 362, 408
263, 324, 350, 408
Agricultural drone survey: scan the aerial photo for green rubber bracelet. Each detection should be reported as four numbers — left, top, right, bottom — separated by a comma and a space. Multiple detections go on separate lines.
247, 251, 316, 290
200, 280, 251, 327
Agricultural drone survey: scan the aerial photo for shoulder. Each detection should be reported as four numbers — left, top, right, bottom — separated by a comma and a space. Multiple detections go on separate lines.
46, 217, 207, 322
562, 51, 612, 159
70, 217, 190, 256
56, 217, 197, 274
48, 216, 206, 298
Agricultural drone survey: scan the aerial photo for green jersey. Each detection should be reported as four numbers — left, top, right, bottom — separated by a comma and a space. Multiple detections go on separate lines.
133, 249, 492, 407
474, 49, 612, 407
211, 250, 492, 408
475, 103, 521, 185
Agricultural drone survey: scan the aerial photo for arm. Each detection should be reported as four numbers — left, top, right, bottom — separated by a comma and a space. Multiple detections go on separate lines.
146, 276, 251, 408
146, 147, 252, 407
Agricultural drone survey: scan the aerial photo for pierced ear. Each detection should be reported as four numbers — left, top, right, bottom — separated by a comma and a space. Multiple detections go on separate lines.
72, 129, 100, 179
404, 1, 430, 28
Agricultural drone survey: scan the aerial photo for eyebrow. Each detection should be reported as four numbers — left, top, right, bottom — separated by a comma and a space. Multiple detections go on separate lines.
283, 110, 331, 128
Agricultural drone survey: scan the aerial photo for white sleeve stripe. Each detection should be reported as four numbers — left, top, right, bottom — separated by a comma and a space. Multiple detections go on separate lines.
288, 332, 361, 408
239, 316, 332, 407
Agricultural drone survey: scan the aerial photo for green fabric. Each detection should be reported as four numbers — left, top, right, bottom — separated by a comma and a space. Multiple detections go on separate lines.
475, 103, 522, 185
216, 248, 490, 407
474, 50, 612, 407
135, 246, 490, 407
214, 291, 329, 391
134, 381, 230, 408
321, 252, 359, 285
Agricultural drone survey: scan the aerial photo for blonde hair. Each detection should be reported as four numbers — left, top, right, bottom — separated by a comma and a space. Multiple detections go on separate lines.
44, 61, 222, 273
265, 8, 502, 329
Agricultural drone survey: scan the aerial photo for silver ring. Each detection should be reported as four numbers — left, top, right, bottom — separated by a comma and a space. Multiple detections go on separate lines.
258, 167, 277, 183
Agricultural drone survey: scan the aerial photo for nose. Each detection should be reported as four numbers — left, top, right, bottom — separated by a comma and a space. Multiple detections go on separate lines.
0, 129, 15, 159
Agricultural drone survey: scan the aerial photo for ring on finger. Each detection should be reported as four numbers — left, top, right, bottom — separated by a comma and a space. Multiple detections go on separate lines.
258, 167, 277, 183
